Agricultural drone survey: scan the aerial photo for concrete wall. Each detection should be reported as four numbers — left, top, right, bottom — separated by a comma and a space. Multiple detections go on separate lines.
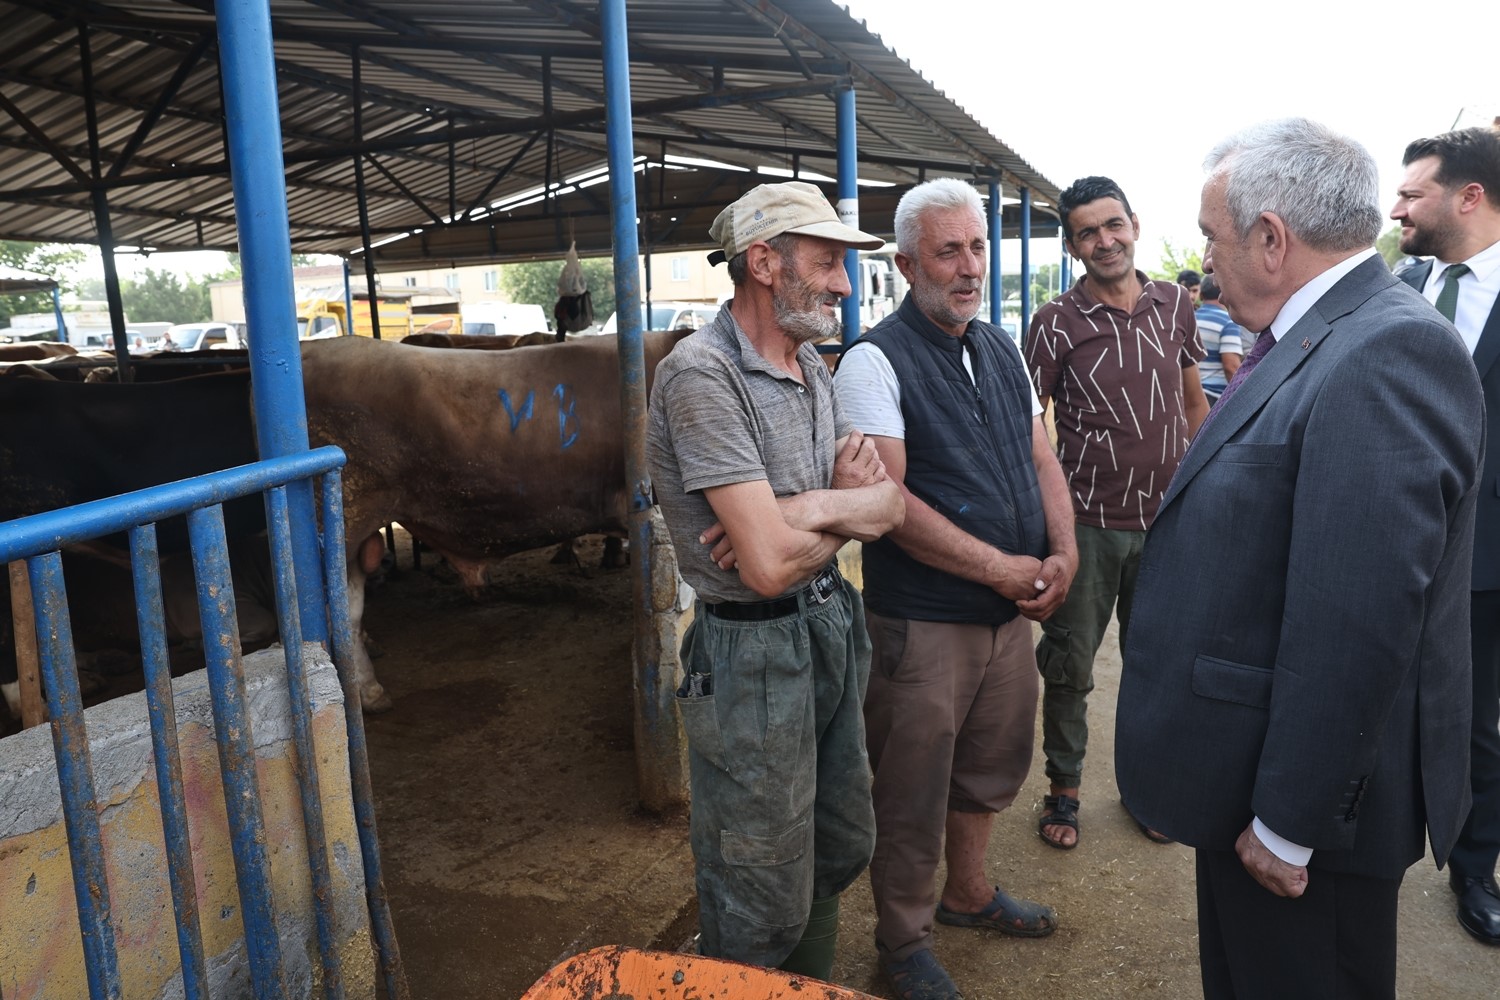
0, 645, 373, 999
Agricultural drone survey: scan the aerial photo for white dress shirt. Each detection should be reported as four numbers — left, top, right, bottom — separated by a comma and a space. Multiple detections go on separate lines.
1419, 237, 1500, 355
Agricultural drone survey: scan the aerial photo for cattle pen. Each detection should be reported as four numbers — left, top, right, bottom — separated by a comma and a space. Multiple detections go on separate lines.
0, 0, 1069, 995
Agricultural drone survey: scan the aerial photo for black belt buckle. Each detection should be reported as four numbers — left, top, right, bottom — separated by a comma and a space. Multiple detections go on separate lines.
806, 565, 839, 605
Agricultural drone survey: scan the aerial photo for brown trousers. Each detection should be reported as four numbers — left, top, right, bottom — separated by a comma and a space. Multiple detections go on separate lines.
864, 613, 1037, 959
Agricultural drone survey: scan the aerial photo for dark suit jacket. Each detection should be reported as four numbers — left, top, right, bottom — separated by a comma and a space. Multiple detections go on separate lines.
1115, 256, 1485, 879
1401, 258, 1500, 590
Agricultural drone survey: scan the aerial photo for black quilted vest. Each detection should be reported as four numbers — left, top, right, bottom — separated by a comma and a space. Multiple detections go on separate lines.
859, 296, 1048, 624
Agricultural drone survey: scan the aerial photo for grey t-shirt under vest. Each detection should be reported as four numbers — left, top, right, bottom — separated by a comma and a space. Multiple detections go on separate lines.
647, 303, 851, 603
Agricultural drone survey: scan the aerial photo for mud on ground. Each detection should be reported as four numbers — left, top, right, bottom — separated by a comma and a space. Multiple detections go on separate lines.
363, 534, 1497, 999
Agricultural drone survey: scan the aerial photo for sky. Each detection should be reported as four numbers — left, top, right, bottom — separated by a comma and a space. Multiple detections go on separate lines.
843, 0, 1500, 271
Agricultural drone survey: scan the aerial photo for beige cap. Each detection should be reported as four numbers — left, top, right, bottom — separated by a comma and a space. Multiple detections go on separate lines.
707, 181, 884, 265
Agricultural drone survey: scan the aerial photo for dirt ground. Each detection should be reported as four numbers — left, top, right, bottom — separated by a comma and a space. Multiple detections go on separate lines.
358, 533, 1499, 999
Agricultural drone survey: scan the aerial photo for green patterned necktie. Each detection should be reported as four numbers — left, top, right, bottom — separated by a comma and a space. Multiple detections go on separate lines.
1435, 263, 1470, 322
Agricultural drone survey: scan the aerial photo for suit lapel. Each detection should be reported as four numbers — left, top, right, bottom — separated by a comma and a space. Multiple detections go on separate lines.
1472, 293, 1500, 380
1161, 257, 1393, 511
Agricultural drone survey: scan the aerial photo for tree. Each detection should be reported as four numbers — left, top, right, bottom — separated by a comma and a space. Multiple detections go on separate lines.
120, 267, 212, 322
499, 256, 616, 326
1146, 239, 1204, 283
0, 241, 87, 327
1376, 225, 1405, 269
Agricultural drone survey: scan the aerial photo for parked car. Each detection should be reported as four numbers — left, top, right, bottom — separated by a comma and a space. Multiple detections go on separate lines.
598, 301, 719, 335
152, 322, 242, 352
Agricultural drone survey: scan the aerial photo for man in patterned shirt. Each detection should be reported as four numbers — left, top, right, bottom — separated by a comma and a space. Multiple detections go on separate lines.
1026, 176, 1208, 849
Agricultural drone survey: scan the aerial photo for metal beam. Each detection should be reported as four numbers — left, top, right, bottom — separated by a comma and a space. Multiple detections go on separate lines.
107, 32, 213, 179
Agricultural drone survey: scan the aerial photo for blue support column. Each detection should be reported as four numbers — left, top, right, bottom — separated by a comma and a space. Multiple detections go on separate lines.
1020, 186, 1033, 337
216, 0, 327, 643
836, 86, 860, 345
51, 286, 67, 344
988, 180, 1001, 326
602, 0, 685, 812
1061, 232, 1071, 291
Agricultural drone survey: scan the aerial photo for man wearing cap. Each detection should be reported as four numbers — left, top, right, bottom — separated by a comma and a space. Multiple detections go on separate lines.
647, 181, 905, 978
835, 177, 1073, 1000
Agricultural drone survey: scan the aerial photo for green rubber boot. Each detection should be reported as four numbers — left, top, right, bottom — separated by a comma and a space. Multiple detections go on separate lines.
778, 894, 840, 981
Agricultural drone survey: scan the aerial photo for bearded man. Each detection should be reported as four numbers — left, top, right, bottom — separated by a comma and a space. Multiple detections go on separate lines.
647, 181, 904, 980
833, 178, 1076, 1000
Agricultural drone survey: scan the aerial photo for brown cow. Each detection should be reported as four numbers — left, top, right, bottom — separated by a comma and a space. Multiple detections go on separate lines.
302, 330, 690, 711
0, 342, 77, 361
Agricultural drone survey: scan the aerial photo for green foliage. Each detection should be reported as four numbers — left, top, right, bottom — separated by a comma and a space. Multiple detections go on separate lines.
0, 241, 87, 326
120, 268, 212, 323
1146, 239, 1204, 282
499, 256, 617, 325
1376, 225, 1404, 269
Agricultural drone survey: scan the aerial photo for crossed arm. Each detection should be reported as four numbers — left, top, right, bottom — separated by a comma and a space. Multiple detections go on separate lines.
866, 416, 1078, 620
700, 430, 904, 598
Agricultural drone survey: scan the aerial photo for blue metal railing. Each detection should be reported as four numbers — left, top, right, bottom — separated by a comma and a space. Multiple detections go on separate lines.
0, 447, 407, 1000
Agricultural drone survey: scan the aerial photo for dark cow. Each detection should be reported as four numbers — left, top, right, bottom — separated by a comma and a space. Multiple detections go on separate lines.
2, 331, 690, 714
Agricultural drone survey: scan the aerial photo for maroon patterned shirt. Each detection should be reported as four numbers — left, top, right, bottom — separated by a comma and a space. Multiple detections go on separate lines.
1026, 273, 1205, 530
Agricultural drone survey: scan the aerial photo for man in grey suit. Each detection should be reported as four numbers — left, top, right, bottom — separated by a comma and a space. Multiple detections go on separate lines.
1392, 125, 1500, 946
1115, 117, 1486, 999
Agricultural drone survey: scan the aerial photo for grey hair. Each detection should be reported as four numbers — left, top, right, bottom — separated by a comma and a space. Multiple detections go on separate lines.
894, 178, 985, 255
1204, 117, 1382, 252
726, 232, 799, 286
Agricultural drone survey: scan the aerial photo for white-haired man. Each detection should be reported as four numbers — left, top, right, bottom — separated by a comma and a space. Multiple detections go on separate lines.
648, 181, 904, 979
1116, 118, 1485, 998
834, 177, 1075, 1000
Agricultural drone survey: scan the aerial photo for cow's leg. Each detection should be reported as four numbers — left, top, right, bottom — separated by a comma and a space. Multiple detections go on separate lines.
344, 561, 392, 714
2, 680, 18, 719
601, 535, 630, 569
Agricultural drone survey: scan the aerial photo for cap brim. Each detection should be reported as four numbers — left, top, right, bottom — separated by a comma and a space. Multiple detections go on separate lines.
707, 249, 727, 266
784, 219, 886, 251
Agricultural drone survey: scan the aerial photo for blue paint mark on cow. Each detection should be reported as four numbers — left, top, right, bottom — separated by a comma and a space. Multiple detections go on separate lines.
498, 388, 535, 432
554, 384, 579, 449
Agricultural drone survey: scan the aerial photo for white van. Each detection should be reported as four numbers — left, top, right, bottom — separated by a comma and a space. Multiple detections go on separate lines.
598, 301, 719, 335
460, 302, 550, 337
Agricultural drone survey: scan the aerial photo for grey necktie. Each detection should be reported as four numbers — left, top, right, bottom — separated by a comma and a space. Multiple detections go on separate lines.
1435, 263, 1470, 323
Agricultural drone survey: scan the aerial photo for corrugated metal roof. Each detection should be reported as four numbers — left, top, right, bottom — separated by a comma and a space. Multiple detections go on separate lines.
0, 0, 1061, 262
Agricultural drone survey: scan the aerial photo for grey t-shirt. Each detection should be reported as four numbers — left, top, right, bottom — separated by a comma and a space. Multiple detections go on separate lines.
647, 303, 851, 603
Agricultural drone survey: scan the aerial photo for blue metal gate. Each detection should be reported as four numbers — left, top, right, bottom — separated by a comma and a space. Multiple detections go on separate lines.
0, 448, 406, 999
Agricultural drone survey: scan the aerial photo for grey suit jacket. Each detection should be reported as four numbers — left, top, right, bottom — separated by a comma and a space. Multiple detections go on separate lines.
1400, 258, 1500, 590
1115, 256, 1485, 878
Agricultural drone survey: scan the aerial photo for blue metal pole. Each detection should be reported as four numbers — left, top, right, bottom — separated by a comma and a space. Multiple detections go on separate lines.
216, 0, 327, 645
1061, 232, 1071, 291
130, 524, 210, 1000
1020, 186, 1033, 337
28, 550, 122, 1000
51, 286, 67, 344
263, 486, 345, 1000
187, 504, 288, 1000
987, 180, 1001, 327
602, 0, 683, 813
320, 470, 410, 1000
836, 86, 860, 345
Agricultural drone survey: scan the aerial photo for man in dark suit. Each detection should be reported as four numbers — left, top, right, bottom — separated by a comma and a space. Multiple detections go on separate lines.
1115, 117, 1486, 999
1392, 125, 1500, 946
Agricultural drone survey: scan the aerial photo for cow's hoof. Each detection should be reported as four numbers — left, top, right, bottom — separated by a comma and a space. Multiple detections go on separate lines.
361, 687, 394, 714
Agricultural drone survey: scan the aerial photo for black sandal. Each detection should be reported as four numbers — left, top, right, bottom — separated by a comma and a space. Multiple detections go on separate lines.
1038, 794, 1080, 850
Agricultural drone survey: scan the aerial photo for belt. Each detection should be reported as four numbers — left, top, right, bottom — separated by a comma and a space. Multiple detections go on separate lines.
705, 564, 842, 621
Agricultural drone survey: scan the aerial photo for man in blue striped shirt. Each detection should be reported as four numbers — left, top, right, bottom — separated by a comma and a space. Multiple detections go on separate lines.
1194, 274, 1246, 401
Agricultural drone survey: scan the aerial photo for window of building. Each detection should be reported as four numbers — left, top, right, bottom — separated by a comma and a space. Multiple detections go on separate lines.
446, 273, 460, 290
402, 276, 417, 287
671, 258, 689, 281
483, 270, 499, 291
